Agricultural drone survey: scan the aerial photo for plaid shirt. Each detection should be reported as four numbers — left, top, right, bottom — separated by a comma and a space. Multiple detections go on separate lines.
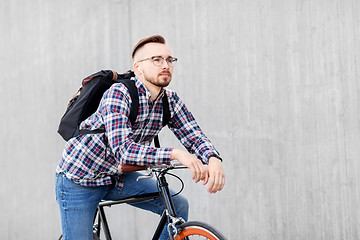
56, 77, 221, 189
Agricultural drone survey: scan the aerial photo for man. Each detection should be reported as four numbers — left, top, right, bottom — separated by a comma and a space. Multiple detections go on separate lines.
55, 35, 225, 240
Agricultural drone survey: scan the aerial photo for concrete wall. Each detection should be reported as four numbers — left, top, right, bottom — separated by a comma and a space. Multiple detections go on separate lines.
1, 0, 360, 239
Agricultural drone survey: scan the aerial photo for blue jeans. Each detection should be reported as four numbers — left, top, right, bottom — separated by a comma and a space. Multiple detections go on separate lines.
55, 172, 188, 240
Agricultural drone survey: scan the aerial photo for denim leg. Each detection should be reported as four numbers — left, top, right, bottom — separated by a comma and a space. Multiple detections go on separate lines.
104, 172, 189, 240
55, 173, 107, 240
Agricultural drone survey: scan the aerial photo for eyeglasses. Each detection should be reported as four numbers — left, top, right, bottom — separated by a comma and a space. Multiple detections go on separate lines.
137, 56, 178, 67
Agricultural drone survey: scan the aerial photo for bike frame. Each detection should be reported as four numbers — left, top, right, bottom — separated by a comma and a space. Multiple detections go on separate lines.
93, 166, 186, 240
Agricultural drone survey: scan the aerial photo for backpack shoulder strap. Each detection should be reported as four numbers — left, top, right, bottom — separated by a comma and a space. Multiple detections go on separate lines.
162, 92, 170, 127
118, 78, 139, 125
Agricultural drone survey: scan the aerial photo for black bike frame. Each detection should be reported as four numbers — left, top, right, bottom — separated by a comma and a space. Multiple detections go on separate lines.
94, 192, 160, 240
152, 170, 178, 239
93, 169, 180, 240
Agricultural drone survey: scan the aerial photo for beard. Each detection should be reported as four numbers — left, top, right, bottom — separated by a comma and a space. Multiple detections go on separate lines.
144, 70, 172, 88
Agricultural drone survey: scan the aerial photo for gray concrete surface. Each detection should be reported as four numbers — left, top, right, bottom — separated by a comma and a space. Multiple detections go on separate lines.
1, 0, 360, 239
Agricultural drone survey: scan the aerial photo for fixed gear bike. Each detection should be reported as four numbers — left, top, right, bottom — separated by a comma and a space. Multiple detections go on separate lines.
59, 161, 226, 240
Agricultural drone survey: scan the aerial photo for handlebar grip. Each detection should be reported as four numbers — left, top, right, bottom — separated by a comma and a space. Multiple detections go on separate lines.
120, 164, 148, 172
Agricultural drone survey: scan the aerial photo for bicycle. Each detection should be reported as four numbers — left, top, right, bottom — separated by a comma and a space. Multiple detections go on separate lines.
59, 161, 226, 240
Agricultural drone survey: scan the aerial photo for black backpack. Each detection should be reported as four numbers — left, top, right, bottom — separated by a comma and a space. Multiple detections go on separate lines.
57, 70, 170, 146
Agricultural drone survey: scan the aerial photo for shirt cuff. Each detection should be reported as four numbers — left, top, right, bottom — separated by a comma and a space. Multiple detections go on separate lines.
207, 154, 223, 162
154, 147, 173, 165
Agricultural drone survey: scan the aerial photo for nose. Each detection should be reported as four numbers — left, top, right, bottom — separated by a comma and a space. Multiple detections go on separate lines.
161, 60, 171, 68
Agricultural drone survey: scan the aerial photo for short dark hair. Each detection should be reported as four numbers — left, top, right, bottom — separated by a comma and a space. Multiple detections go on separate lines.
132, 35, 166, 59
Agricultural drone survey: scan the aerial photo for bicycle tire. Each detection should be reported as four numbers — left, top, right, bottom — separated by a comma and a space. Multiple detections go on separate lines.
174, 221, 226, 240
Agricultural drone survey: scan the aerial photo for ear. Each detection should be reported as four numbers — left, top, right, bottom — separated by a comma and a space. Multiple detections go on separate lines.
134, 62, 143, 75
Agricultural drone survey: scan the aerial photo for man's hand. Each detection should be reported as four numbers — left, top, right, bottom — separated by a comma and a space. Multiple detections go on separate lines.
204, 157, 225, 194
171, 149, 207, 183
171, 149, 225, 194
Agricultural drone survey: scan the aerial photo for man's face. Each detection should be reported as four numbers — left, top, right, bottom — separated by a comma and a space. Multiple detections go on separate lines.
135, 43, 173, 88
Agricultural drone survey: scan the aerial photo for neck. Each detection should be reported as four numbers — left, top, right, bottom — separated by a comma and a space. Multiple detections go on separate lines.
139, 77, 162, 101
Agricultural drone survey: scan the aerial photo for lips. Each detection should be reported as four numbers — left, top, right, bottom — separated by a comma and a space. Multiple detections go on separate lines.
159, 71, 171, 77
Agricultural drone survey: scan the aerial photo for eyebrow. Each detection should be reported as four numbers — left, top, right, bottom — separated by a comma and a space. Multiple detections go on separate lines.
152, 55, 173, 59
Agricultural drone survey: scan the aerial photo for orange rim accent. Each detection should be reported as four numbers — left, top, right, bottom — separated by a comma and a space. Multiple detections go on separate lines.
174, 227, 218, 240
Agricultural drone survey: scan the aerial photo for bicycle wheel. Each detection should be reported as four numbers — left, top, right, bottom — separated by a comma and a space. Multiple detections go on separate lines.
174, 221, 226, 240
